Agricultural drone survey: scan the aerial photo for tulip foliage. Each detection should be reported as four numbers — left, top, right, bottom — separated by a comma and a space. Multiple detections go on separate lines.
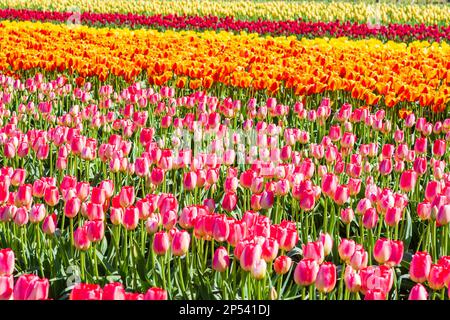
0, 1, 450, 301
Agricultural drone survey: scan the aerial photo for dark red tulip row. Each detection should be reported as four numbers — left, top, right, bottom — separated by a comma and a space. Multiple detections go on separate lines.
0, 9, 449, 43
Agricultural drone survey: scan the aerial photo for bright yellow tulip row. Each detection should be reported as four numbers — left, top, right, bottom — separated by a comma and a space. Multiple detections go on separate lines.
0, 0, 449, 25
0, 20, 449, 112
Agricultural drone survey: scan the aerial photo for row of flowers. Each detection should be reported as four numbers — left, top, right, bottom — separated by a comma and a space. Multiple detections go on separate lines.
0, 71, 449, 299
0, 0, 449, 25
0, 21, 449, 112
1, 9, 450, 43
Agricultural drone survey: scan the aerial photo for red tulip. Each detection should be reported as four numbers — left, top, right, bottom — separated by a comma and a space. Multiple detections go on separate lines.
0, 248, 14, 276
29, 203, 46, 223
102, 282, 126, 300
373, 238, 392, 265
240, 243, 262, 271
42, 213, 57, 235
315, 262, 337, 293
294, 258, 319, 286
302, 241, 325, 264
213, 246, 230, 272
408, 283, 428, 300
222, 192, 237, 212
364, 289, 386, 300
153, 231, 170, 255
171, 230, 190, 256
344, 266, 361, 293
338, 239, 356, 263
212, 215, 230, 242
427, 264, 446, 290
273, 256, 292, 275
44, 185, 59, 207
0, 275, 13, 300
70, 283, 102, 300
144, 287, 167, 300
399, 170, 418, 193
86, 220, 104, 243
64, 197, 81, 219
13, 274, 49, 300
409, 251, 432, 283
119, 186, 135, 208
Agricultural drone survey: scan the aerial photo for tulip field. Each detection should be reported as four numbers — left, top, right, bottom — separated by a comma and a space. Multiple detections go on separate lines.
0, 0, 450, 302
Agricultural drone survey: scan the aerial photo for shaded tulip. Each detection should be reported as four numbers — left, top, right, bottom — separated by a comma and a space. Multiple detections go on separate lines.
213, 247, 230, 272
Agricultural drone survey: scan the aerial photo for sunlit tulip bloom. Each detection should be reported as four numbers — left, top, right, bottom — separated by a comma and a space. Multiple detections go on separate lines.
162, 209, 178, 230
42, 213, 57, 235
364, 289, 386, 300
437, 205, 450, 226
70, 283, 102, 300
322, 173, 338, 197
273, 256, 292, 275
427, 264, 446, 290
294, 258, 319, 286
315, 262, 336, 293
408, 283, 428, 300
338, 239, 356, 263
64, 197, 81, 219
145, 215, 160, 235
349, 245, 368, 271
340, 208, 354, 224
86, 220, 104, 243
362, 208, 378, 229
123, 207, 139, 231
29, 203, 46, 223
373, 238, 392, 265
384, 207, 402, 227
344, 266, 361, 293
144, 287, 167, 300
0, 275, 13, 300
44, 185, 59, 207
0, 248, 14, 276
417, 201, 432, 221
409, 251, 432, 283
32, 180, 46, 198
302, 241, 324, 264
240, 243, 262, 272
222, 192, 237, 212
319, 233, 333, 256
399, 170, 418, 192
119, 186, 135, 208
213, 247, 230, 272
251, 259, 267, 280
386, 241, 404, 267
102, 282, 126, 300
212, 215, 230, 242
432, 139, 446, 158
172, 230, 190, 256
414, 137, 427, 154
76, 182, 90, 201
14, 207, 28, 226
13, 274, 49, 300
153, 231, 170, 255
